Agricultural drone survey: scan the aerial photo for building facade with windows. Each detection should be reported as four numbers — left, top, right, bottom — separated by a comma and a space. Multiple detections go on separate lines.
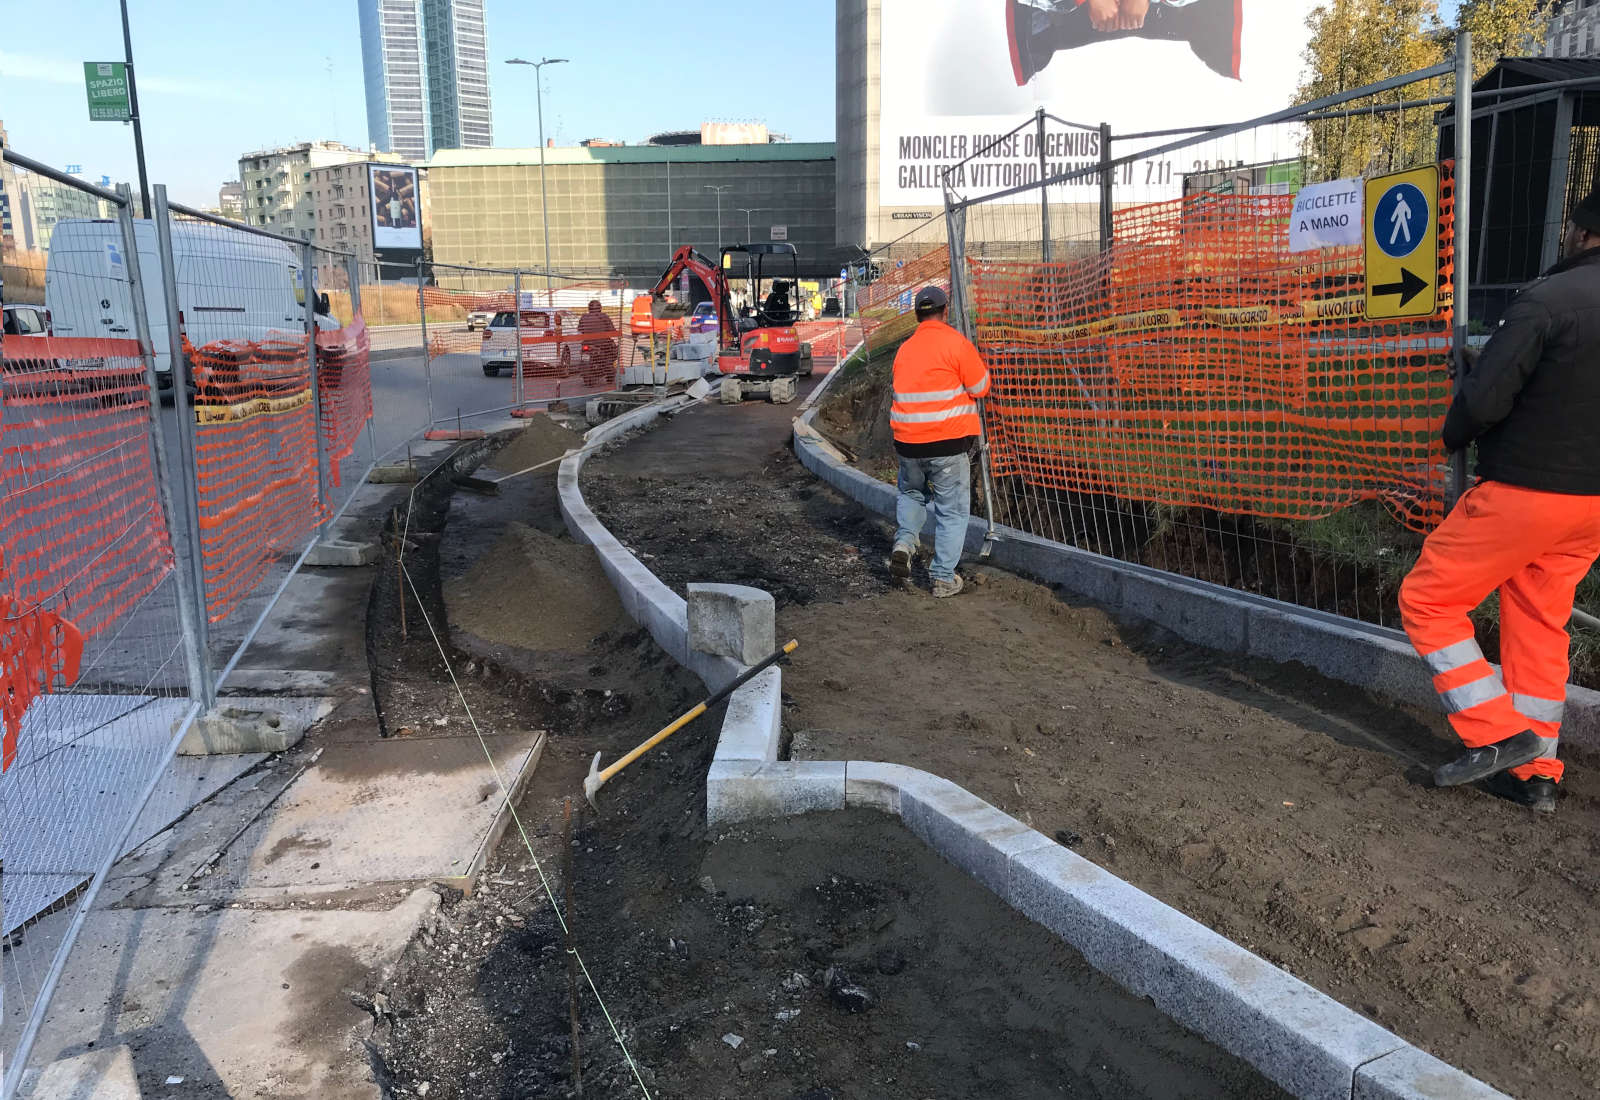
359, 0, 492, 163
308, 151, 408, 264
238, 141, 369, 240
218, 180, 245, 220
12, 169, 106, 251
0, 120, 17, 251
425, 142, 848, 280
1546, 0, 1600, 57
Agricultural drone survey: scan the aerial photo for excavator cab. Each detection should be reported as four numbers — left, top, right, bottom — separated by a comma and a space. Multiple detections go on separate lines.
715, 243, 809, 404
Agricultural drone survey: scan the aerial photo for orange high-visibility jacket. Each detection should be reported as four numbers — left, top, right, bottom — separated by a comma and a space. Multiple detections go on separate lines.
890, 319, 992, 445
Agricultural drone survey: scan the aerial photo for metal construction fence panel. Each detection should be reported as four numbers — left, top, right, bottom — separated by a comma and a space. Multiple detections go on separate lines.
419, 261, 633, 436
0, 174, 202, 1097
938, 60, 1472, 630
0, 156, 385, 1093
857, 217, 952, 356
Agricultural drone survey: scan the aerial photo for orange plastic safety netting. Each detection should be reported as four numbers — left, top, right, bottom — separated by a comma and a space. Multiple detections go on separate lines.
188, 330, 320, 624
0, 338, 174, 638
975, 165, 1455, 533
861, 247, 950, 356
793, 320, 862, 374
317, 314, 372, 487
1, 337, 164, 770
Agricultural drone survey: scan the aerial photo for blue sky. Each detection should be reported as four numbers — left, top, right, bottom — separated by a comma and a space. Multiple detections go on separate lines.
0, 0, 837, 207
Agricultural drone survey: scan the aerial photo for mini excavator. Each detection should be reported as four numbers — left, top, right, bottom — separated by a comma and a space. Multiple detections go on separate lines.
643, 243, 813, 404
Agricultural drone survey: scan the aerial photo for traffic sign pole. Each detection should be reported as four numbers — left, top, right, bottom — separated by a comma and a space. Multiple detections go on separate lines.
121, 0, 152, 219
1450, 31, 1473, 508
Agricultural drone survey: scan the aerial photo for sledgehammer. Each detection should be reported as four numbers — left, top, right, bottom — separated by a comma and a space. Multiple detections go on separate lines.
584, 639, 799, 809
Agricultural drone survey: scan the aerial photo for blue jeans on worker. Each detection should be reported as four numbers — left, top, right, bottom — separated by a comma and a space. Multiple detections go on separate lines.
895, 453, 970, 583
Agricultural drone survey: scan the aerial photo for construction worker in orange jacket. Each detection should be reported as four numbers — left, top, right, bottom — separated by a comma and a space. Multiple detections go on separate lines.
1398, 188, 1600, 815
889, 286, 991, 598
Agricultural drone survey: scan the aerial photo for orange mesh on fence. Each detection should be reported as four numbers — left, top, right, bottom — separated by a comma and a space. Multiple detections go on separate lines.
0, 337, 174, 640
317, 314, 372, 486
793, 320, 862, 372
482, 301, 632, 402
860, 247, 950, 355
187, 330, 320, 624
976, 165, 1455, 533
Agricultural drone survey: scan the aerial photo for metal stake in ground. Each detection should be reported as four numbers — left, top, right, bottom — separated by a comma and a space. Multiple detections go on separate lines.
564, 797, 583, 1094
584, 640, 799, 809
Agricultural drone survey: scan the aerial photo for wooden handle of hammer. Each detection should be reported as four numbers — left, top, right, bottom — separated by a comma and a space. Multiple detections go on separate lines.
594, 639, 798, 787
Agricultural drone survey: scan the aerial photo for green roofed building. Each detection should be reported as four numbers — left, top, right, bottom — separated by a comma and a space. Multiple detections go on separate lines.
424, 141, 851, 281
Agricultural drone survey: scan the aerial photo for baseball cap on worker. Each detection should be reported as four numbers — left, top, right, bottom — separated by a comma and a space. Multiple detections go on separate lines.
914, 286, 949, 312
1572, 188, 1600, 234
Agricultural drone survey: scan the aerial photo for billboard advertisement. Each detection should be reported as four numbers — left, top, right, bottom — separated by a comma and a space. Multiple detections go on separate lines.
369, 164, 421, 250
879, 0, 1320, 207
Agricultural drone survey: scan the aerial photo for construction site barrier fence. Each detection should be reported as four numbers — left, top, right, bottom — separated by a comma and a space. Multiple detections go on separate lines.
926, 56, 1481, 632
0, 162, 388, 1096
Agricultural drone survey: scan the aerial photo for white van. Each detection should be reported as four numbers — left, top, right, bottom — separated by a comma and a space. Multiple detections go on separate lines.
45, 219, 304, 397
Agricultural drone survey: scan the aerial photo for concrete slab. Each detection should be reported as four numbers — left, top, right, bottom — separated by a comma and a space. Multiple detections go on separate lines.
178, 698, 333, 756
23, 1045, 141, 1099
19, 890, 438, 1100
234, 733, 541, 893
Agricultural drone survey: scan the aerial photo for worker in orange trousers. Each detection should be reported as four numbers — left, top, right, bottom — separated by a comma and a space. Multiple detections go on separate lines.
1398, 190, 1600, 815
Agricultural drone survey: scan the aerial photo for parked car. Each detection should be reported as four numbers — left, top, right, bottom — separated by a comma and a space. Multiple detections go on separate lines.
3, 303, 52, 338
821, 296, 842, 318
687, 301, 719, 335
3, 304, 62, 375
466, 308, 496, 331
479, 309, 581, 377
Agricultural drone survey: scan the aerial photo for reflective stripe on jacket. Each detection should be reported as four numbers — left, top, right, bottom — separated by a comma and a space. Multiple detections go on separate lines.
890, 319, 991, 445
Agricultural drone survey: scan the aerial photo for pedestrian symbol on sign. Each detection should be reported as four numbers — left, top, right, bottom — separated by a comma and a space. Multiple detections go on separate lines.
1374, 182, 1428, 259
1389, 193, 1412, 246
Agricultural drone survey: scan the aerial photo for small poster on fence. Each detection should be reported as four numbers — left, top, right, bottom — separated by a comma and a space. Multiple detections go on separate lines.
1288, 178, 1364, 252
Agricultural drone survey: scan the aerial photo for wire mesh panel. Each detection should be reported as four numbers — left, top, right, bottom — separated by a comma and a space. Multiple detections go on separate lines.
348, 258, 428, 461
857, 215, 952, 356
1, 179, 194, 1092
951, 74, 1462, 629
419, 262, 632, 435
310, 248, 375, 526
166, 210, 323, 637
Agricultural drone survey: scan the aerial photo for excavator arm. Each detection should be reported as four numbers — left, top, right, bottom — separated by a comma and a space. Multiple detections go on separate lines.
647, 246, 737, 346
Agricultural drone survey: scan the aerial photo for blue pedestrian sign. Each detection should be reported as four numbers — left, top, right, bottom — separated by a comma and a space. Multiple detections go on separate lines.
1373, 182, 1428, 259
1363, 166, 1439, 320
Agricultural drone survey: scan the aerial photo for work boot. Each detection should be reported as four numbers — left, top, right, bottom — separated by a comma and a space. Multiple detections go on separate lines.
1433, 729, 1545, 788
932, 574, 965, 599
890, 545, 915, 585
1480, 772, 1558, 815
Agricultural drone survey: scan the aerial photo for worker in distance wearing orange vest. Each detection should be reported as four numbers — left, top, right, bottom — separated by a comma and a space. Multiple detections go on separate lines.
889, 287, 992, 598
1398, 188, 1600, 815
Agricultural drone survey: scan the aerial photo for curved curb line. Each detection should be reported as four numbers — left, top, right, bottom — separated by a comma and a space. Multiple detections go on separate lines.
555, 389, 1507, 1100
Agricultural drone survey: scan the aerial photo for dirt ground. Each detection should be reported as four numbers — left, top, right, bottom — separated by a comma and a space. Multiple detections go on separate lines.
583, 393, 1600, 1100
361, 417, 1281, 1099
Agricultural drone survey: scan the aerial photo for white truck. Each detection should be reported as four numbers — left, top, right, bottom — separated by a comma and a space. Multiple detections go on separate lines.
44, 218, 306, 399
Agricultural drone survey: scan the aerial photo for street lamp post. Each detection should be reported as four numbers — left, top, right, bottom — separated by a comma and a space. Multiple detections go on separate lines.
705, 185, 730, 255
505, 56, 568, 305
736, 206, 765, 245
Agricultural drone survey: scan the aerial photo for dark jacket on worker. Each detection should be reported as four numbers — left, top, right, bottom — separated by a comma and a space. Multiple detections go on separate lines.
1444, 246, 1600, 494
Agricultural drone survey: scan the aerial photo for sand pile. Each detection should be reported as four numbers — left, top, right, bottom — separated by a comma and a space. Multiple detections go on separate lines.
490, 414, 583, 475
445, 523, 622, 652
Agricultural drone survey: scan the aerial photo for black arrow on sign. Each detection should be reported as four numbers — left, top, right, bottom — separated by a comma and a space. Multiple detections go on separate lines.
1371, 267, 1429, 307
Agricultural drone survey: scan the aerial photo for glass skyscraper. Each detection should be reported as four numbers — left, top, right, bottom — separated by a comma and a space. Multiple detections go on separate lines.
359, 0, 493, 163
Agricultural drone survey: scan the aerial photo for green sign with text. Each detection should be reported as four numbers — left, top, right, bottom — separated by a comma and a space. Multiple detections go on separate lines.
83, 62, 131, 122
